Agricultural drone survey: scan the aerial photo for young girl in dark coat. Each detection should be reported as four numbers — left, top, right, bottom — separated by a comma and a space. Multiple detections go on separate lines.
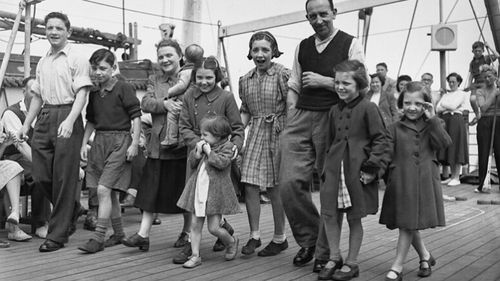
177, 115, 241, 268
380, 82, 451, 281
319, 60, 387, 281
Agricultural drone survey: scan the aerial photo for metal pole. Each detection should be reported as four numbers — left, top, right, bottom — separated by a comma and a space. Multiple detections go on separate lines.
24, 2, 31, 79
220, 39, 232, 93
439, 0, 446, 90
0, 1, 26, 90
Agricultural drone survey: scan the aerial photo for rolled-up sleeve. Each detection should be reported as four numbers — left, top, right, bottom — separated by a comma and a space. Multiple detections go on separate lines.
71, 55, 93, 94
288, 45, 302, 95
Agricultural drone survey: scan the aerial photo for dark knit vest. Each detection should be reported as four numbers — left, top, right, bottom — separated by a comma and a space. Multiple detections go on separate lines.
1, 102, 32, 157
297, 30, 353, 111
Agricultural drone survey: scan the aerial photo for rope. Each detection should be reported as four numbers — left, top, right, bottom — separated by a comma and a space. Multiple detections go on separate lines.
397, 0, 419, 78
468, 0, 492, 57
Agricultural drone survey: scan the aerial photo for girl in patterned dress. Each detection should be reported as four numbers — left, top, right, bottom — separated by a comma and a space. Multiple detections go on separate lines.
239, 31, 290, 257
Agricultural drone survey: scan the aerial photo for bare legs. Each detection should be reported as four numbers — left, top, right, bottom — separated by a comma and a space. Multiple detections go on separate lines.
2, 173, 22, 222
387, 229, 431, 278
190, 213, 234, 257
323, 212, 364, 270
245, 184, 285, 238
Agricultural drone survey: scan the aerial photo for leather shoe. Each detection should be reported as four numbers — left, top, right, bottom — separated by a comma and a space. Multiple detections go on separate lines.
174, 232, 189, 248
293, 246, 315, 267
241, 238, 262, 255
120, 193, 136, 208
78, 239, 104, 253
385, 269, 402, 281
258, 239, 288, 257
417, 254, 436, 277
318, 259, 343, 280
332, 263, 359, 281
313, 259, 329, 273
213, 218, 234, 252
39, 239, 64, 252
122, 233, 150, 251
104, 234, 125, 247
173, 242, 192, 264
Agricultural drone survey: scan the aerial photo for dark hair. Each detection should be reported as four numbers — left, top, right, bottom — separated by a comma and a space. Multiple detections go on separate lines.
446, 72, 463, 86
305, 0, 335, 13
370, 73, 386, 87
396, 75, 412, 92
472, 41, 485, 50
334, 60, 368, 90
376, 62, 387, 70
156, 39, 183, 57
44, 12, 71, 30
191, 56, 224, 83
247, 31, 283, 60
397, 81, 431, 109
185, 44, 204, 65
89, 48, 116, 67
200, 115, 232, 139
421, 72, 434, 80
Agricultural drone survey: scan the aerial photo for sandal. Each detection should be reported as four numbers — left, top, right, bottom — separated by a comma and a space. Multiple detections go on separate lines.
417, 254, 436, 277
385, 269, 402, 281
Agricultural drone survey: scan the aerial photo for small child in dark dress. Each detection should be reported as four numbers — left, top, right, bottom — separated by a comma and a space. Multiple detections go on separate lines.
380, 81, 451, 280
177, 115, 241, 268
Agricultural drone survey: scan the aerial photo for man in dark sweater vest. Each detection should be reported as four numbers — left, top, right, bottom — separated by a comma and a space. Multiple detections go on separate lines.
1, 77, 50, 239
279, 0, 365, 273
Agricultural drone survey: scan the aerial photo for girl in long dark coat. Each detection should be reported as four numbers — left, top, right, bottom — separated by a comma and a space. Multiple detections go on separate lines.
380, 82, 451, 281
319, 60, 387, 281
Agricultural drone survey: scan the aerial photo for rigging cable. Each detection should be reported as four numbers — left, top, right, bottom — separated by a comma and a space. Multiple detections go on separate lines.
397, 0, 419, 78
82, 0, 218, 26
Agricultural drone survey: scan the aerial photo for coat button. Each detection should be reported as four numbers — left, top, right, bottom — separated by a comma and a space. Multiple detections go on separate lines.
414, 152, 419, 157
195, 104, 198, 107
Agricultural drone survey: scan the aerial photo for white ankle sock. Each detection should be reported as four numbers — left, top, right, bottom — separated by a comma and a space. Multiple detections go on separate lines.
272, 234, 286, 243
250, 231, 260, 240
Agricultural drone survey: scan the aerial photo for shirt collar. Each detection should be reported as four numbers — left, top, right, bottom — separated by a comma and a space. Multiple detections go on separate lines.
101, 77, 119, 92
314, 28, 338, 46
250, 62, 277, 78
47, 43, 71, 56
194, 85, 223, 102
338, 94, 364, 110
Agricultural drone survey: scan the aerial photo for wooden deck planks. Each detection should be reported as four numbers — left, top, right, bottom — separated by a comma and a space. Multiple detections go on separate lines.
0, 183, 498, 281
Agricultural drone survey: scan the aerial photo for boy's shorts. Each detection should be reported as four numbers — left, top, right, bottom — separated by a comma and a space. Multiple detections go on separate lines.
86, 131, 132, 192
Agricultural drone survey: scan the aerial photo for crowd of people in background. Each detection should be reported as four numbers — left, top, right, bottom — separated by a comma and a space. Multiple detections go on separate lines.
1, 0, 499, 280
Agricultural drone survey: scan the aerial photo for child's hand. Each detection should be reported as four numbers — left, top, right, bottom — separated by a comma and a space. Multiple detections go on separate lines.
423, 102, 435, 119
126, 144, 139, 161
194, 140, 205, 159
360, 171, 376, 185
0, 132, 15, 146
202, 142, 211, 155
79, 168, 85, 181
80, 145, 88, 162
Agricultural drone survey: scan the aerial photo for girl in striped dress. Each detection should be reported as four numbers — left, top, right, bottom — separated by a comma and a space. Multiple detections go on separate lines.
239, 31, 290, 256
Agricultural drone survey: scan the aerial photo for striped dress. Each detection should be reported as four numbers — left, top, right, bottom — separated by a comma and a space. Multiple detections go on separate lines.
238, 62, 290, 188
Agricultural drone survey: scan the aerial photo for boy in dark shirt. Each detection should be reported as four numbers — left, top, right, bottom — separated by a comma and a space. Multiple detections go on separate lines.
467, 41, 498, 125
